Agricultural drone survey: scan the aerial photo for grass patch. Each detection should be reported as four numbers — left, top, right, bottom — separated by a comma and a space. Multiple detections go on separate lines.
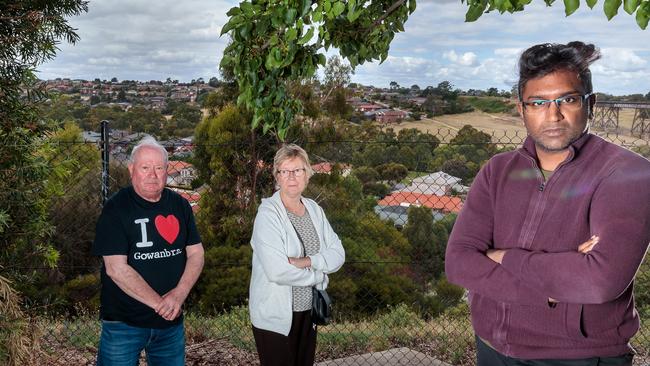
465, 96, 515, 114
30, 301, 650, 366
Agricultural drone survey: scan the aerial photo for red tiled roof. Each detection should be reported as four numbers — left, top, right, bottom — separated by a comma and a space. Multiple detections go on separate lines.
312, 162, 334, 173
177, 190, 201, 213
377, 192, 463, 213
167, 161, 194, 175
311, 162, 351, 174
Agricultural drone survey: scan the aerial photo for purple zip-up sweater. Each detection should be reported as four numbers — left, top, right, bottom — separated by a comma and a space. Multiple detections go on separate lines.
445, 132, 650, 359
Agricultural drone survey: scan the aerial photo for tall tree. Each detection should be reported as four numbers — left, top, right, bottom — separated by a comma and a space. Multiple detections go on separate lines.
192, 105, 276, 310
322, 55, 354, 102
0, 1, 88, 364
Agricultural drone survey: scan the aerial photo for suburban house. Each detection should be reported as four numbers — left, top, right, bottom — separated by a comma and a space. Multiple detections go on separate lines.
311, 162, 352, 177
356, 103, 384, 112
82, 131, 102, 143
375, 109, 409, 124
374, 191, 463, 227
166, 160, 197, 188
400, 171, 469, 195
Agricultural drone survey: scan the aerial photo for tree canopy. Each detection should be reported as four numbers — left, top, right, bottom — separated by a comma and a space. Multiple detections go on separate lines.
220, 0, 648, 139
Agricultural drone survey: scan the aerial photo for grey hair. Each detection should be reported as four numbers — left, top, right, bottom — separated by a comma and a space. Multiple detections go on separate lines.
130, 136, 168, 165
273, 144, 313, 178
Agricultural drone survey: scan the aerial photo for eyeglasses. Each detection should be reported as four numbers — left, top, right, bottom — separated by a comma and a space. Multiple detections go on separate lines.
277, 168, 306, 178
521, 93, 592, 114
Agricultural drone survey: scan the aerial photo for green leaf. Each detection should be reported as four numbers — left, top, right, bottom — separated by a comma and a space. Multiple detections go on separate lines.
312, 8, 323, 22
636, 4, 649, 28
278, 126, 288, 141
220, 18, 239, 36
409, 0, 417, 13
332, 1, 346, 17
623, 0, 639, 14
226, 7, 241, 16
286, 28, 298, 42
586, 0, 598, 8
241, 2, 253, 15
301, 0, 312, 16
317, 53, 326, 66
262, 121, 273, 134
347, 0, 360, 22
265, 47, 280, 69
465, 1, 488, 22
564, 0, 580, 15
604, 0, 622, 19
494, 0, 513, 12
347, 8, 362, 22
297, 27, 314, 45
285, 8, 298, 23
324, 0, 332, 13
251, 113, 262, 130
239, 24, 252, 40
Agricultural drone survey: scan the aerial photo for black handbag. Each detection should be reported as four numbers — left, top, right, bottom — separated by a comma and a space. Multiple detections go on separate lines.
311, 287, 332, 325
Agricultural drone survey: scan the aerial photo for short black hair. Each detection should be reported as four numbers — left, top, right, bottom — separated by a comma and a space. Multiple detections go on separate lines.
517, 41, 601, 100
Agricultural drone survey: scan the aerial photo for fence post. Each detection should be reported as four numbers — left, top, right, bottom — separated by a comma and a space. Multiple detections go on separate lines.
101, 120, 110, 205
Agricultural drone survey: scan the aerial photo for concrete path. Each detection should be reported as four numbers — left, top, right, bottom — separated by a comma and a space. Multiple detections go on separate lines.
316, 347, 453, 366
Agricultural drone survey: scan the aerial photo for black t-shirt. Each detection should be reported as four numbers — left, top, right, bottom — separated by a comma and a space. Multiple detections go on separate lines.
92, 186, 201, 328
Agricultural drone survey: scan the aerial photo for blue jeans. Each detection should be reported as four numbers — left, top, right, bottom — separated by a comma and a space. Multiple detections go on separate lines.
97, 320, 185, 366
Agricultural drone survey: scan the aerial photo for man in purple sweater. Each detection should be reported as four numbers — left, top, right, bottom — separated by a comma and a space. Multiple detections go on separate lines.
445, 41, 650, 366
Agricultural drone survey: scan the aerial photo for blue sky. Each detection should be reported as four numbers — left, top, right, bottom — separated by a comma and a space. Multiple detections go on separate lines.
39, 0, 650, 95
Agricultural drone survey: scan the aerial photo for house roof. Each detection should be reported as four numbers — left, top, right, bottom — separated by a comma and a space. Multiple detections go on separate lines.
412, 171, 462, 185
172, 189, 201, 213
358, 104, 383, 110
167, 161, 194, 175
377, 192, 463, 213
311, 162, 351, 174
377, 109, 408, 116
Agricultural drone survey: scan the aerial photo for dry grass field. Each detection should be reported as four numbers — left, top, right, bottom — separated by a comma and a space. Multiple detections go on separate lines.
385, 110, 648, 148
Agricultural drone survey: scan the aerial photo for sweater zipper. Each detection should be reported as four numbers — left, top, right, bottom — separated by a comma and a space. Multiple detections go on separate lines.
517, 155, 547, 249
518, 150, 574, 249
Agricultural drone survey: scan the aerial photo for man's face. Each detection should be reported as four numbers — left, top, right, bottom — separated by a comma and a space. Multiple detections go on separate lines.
128, 146, 167, 202
517, 69, 593, 153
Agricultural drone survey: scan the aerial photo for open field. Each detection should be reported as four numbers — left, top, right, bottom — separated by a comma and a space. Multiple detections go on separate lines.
384, 110, 648, 148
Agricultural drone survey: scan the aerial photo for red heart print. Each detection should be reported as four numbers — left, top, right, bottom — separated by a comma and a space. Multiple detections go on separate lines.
155, 215, 180, 244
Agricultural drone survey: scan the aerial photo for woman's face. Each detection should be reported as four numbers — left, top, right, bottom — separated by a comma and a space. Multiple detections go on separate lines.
276, 156, 309, 198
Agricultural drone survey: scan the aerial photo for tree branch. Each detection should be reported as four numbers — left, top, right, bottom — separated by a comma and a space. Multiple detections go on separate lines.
366, 0, 407, 33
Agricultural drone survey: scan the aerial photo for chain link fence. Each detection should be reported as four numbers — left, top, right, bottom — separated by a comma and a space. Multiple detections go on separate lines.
8, 125, 650, 365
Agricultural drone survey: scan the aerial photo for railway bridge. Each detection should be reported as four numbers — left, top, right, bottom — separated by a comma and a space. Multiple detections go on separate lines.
593, 101, 650, 137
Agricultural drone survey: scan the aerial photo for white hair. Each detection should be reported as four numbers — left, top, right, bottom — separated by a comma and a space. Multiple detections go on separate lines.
130, 136, 168, 164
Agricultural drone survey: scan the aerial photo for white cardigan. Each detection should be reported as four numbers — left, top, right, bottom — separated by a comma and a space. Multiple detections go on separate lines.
249, 191, 346, 335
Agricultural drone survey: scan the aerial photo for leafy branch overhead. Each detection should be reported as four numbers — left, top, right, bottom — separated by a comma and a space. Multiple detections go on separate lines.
463, 0, 649, 27
220, 0, 417, 140
220, 0, 647, 140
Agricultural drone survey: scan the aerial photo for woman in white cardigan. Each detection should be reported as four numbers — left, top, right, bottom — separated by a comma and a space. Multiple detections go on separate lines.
249, 144, 345, 366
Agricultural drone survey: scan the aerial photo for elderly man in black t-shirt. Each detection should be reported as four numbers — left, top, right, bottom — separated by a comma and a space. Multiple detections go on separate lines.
93, 136, 204, 365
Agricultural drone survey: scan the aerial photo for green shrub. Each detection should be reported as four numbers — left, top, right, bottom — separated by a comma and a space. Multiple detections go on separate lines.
466, 96, 515, 113
63, 273, 100, 313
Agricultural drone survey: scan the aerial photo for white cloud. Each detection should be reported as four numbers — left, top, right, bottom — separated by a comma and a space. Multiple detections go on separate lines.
443, 50, 477, 66
36, 0, 650, 95
600, 48, 647, 71
88, 57, 121, 66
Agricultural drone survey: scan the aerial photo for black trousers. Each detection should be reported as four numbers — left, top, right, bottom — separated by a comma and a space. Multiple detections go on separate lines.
253, 310, 317, 366
476, 337, 633, 366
